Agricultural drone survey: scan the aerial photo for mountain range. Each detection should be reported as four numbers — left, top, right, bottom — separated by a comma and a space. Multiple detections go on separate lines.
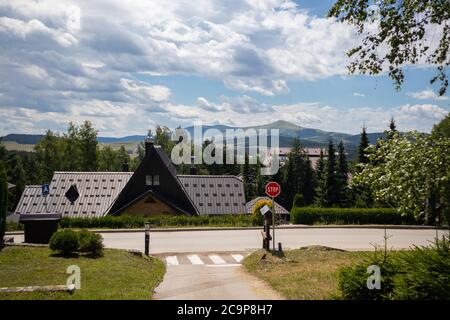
1, 120, 387, 155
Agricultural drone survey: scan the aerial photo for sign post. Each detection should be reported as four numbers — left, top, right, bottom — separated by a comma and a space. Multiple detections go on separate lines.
265, 182, 281, 251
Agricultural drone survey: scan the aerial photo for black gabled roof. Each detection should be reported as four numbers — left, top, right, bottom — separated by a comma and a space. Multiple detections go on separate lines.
108, 142, 198, 216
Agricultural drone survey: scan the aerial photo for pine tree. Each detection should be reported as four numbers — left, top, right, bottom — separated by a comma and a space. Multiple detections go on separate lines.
325, 139, 339, 207
358, 125, 369, 165
0, 162, 7, 242
337, 141, 349, 207
314, 149, 327, 206
242, 154, 255, 201
388, 117, 398, 139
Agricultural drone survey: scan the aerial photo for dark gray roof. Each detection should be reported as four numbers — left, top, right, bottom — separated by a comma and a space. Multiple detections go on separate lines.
178, 175, 246, 215
15, 172, 133, 217
245, 197, 289, 215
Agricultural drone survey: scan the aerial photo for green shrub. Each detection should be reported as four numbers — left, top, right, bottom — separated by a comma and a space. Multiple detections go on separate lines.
290, 207, 412, 225
338, 235, 450, 300
339, 252, 398, 300
292, 193, 305, 207
49, 229, 79, 255
390, 236, 450, 299
252, 199, 273, 226
60, 214, 253, 229
78, 229, 104, 256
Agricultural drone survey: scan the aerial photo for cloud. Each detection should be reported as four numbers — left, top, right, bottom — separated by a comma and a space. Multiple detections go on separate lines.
353, 92, 365, 97
407, 88, 449, 101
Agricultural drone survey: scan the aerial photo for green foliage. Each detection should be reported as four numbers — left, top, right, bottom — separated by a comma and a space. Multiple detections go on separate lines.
60, 214, 254, 229
290, 207, 408, 225
0, 162, 7, 241
353, 131, 450, 224
358, 125, 369, 165
338, 235, 450, 300
49, 229, 80, 255
78, 229, 104, 256
328, 0, 450, 96
325, 140, 339, 206
285, 138, 316, 208
339, 252, 397, 300
337, 141, 349, 207
251, 199, 273, 226
431, 112, 450, 139
292, 193, 305, 208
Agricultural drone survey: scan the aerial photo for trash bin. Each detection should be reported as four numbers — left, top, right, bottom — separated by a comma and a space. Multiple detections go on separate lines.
19, 213, 62, 244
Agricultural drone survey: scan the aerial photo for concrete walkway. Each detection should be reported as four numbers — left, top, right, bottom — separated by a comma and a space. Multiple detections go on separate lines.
153, 252, 282, 300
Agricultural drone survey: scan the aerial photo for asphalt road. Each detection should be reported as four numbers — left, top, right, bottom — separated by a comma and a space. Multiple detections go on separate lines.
12, 227, 446, 253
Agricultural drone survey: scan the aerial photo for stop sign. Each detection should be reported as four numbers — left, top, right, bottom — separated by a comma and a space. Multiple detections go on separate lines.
265, 182, 281, 198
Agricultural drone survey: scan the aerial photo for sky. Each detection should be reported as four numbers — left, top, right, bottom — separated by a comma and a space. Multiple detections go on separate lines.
0, 0, 448, 137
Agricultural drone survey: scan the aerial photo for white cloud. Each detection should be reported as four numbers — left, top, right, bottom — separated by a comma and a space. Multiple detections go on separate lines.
353, 92, 365, 97
120, 79, 171, 102
407, 88, 448, 101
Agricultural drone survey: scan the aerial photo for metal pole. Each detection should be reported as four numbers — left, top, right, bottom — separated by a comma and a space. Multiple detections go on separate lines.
272, 197, 275, 251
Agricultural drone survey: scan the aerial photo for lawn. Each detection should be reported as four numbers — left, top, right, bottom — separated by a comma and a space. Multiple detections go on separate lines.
0, 246, 165, 300
243, 246, 367, 300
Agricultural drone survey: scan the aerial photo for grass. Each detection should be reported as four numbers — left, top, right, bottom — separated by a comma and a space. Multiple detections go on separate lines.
243, 247, 367, 300
0, 246, 165, 300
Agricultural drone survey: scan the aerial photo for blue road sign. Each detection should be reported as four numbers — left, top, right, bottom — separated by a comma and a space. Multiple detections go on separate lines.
42, 184, 50, 197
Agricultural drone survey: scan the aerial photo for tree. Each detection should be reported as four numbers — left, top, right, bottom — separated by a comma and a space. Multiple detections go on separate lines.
431, 112, 450, 139
98, 146, 117, 171
6, 155, 25, 212
78, 121, 98, 171
358, 125, 370, 164
337, 141, 349, 207
325, 139, 339, 207
0, 162, 7, 242
353, 131, 450, 224
388, 117, 398, 139
314, 149, 327, 206
34, 130, 63, 182
62, 122, 81, 171
328, 1, 450, 96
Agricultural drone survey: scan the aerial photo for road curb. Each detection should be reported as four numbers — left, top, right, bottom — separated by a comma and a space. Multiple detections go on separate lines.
5, 224, 448, 236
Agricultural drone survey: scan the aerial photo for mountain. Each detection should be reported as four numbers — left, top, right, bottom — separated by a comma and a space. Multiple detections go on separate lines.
1, 134, 45, 145
1, 120, 388, 158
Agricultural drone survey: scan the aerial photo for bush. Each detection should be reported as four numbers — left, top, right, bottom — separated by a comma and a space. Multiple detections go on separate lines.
252, 199, 273, 226
338, 235, 450, 300
60, 214, 253, 229
290, 207, 413, 225
78, 229, 104, 256
49, 229, 79, 255
292, 193, 305, 207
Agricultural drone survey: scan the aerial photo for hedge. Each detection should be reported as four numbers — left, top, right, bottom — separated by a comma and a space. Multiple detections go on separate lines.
290, 207, 415, 225
60, 214, 253, 229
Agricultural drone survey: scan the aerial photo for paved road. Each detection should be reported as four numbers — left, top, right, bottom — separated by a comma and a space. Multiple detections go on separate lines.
153, 251, 282, 300
12, 227, 446, 253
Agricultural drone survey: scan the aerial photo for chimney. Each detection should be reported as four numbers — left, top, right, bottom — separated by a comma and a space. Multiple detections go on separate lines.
189, 166, 197, 175
145, 129, 154, 156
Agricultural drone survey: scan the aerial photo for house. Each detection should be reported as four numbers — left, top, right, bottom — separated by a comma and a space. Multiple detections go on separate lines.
269, 147, 328, 169
14, 139, 246, 218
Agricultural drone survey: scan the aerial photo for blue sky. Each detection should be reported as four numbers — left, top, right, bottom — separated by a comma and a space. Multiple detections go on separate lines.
0, 0, 448, 136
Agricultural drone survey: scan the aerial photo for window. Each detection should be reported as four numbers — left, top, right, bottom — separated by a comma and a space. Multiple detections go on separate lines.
201, 184, 205, 187
146, 175, 159, 186
146, 175, 152, 186
153, 175, 160, 186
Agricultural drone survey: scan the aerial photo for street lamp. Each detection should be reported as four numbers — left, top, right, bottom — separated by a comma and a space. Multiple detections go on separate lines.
144, 222, 150, 256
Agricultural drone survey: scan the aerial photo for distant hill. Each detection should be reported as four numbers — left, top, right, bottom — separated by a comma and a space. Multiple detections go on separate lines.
1, 120, 389, 160
1, 134, 45, 145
